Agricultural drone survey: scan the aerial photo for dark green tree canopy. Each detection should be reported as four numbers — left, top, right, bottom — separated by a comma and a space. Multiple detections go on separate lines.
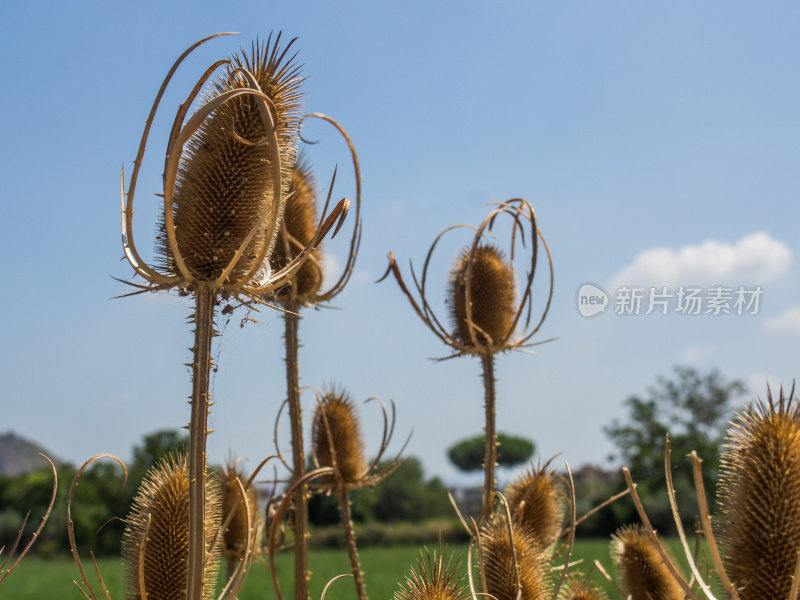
447, 433, 535, 472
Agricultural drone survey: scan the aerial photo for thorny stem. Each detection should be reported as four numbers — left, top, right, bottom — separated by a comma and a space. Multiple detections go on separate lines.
188, 286, 216, 600
284, 304, 310, 600
481, 353, 497, 513
337, 487, 367, 600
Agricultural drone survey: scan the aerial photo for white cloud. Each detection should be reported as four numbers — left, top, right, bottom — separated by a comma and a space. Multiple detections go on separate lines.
609, 231, 793, 290
763, 307, 800, 335
680, 345, 716, 363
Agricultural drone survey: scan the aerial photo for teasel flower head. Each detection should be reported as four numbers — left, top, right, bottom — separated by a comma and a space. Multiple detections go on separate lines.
309, 386, 408, 491
121, 453, 222, 599
120, 33, 349, 303
480, 518, 551, 600
611, 524, 683, 600
556, 574, 607, 600
381, 198, 553, 359
393, 548, 469, 600
220, 460, 261, 564
716, 385, 800, 599
504, 461, 566, 553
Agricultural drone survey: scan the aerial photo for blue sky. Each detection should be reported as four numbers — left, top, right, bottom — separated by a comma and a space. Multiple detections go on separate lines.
1, 1, 799, 486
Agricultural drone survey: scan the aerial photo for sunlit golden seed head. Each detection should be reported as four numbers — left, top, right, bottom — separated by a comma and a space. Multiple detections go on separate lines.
505, 465, 565, 552
716, 387, 800, 600
312, 388, 366, 486
611, 524, 682, 600
393, 548, 469, 600
157, 35, 303, 285
480, 520, 550, 600
270, 152, 323, 302
220, 461, 260, 563
448, 244, 516, 349
556, 573, 607, 600
121, 453, 221, 600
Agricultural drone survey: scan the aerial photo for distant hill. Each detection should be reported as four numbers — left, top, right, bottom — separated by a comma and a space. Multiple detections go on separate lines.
0, 431, 62, 476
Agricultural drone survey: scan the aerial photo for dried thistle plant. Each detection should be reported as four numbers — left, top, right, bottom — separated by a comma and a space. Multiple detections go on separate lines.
556, 573, 607, 600
118, 33, 348, 599
610, 524, 683, 600
220, 460, 261, 579
122, 453, 222, 600
0, 454, 56, 585
717, 386, 800, 599
382, 198, 553, 512
393, 547, 469, 600
505, 461, 566, 553
265, 119, 361, 600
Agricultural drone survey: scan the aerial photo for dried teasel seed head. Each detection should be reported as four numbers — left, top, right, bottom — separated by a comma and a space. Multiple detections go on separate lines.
449, 244, 516, 350
505, 464, 566, 553
393, 548, 469, 600
312, 388, 366, 486
480, 520, 550, 600
556, 573, 607, 600
121, 453, 222, 600
611, 524, 682, 600
716, 386, 800, 600
157, 35, 303, 285
270, 152, 323, 303
220, 461, 261, 563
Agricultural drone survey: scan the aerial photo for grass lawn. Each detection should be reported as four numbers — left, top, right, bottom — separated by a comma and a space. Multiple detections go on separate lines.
1, 538, 717, 598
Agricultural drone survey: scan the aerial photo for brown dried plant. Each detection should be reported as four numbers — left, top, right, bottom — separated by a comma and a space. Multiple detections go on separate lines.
393, 548, 469, 600
118, 33, 348, 600
381, 198, 553, 512
716, 385, 800, 599
265, 116, 361, 600
555, 573, 607, 600
220, 460, 261, 579
0, 454, 56, 585
505, 461, 566, 554
121, 453, 222, 600
610, 524, 683, 600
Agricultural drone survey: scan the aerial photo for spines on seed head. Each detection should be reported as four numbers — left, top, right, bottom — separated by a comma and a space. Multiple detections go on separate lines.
121, 453, 221, 600
505, 464, 566, 553
448, 244, 516, 350
393, 548, 469, 600
312, 388, 366, 486
556, 573, 607, 600
716, 386, 800, 600
157, 34, 303, 285
611, 524, 682, 600
220, 461, 261, 564
480, 519, 550, 600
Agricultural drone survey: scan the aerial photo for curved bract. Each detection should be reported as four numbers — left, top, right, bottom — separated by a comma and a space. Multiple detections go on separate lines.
119, 34, 349, 303
381, 198, 553, 359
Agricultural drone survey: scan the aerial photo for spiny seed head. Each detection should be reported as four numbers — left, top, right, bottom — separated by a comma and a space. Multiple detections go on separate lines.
393, 548, 469, 600
611, 524, 682, 600
480, 520, 550, 600
270, 152, 323, 303
556, 574, 607, 600
716, 386, 800, 600
157, 35, 303, 285
220, 461, 261, 563
448, 244, 516, 350
505, 465, 566, 552
312, 388, 366, 486
121, 453, 221, 600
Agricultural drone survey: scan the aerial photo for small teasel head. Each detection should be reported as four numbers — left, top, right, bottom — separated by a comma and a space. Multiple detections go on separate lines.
449, 244, 516, 351
220, 460, 261, 564
480, 518, 551, 600
122, 453, 222, 599
556, 573, 607, 600
393, 547, 469, 600
157, 34, 303, 288
504, 462, 565, 553
611, 524, 682, 600
716, 385, 800, 600
312, 388, 367, 487
270, 152, 323, 304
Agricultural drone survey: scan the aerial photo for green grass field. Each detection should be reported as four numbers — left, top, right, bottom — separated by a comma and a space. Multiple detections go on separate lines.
1, 539, 713, 598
